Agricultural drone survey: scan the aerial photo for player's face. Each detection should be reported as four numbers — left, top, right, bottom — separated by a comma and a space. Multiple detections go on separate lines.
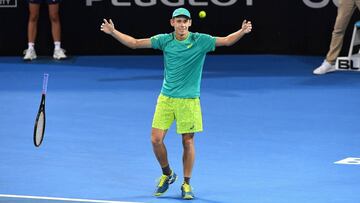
170, 17, 192, 39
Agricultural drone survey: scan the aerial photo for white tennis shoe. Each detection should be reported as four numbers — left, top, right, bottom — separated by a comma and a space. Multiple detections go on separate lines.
313, 60, 336, 75
53, 48, 67, 60
23, 48, 37, 60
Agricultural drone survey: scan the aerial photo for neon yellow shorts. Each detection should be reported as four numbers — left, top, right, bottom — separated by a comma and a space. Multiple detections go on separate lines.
152, 94, 203, 134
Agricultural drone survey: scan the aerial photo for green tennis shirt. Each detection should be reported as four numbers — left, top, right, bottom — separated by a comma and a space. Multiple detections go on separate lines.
151, 32, 216, 98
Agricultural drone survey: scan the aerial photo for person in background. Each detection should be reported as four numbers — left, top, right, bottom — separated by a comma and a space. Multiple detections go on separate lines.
313, 0, 360, 74
24, 0, 67, 60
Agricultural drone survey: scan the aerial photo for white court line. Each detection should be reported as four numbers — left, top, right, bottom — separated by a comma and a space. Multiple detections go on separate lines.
334, 157, 360, 165
0, 194, 143, 203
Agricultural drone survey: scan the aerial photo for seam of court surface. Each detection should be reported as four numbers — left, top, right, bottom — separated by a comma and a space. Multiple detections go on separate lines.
1, 157, 359, 202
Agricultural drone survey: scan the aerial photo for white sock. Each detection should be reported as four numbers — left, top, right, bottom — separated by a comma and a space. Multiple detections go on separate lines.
54, 41, 61, 50
28, 42, 35, 50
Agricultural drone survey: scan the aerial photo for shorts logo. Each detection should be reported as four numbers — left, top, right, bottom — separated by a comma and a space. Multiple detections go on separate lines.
0, 0, 17, 8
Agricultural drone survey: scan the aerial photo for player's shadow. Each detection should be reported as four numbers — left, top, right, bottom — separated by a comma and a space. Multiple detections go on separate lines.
162, 196, 225, 203
131, 195, 225, 203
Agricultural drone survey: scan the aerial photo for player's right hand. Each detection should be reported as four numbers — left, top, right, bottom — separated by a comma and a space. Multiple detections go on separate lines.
100, 19, 115, 34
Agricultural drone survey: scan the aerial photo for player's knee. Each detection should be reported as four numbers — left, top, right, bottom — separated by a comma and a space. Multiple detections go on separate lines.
151, 128, 166, 145
29, 14, 39, 22
151, 135, 163, 146
182, 138, 194, 148
49, 15, 60, 23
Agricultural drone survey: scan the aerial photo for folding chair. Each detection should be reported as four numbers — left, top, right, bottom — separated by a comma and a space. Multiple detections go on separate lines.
347, 21, 360, 58
336, 20, 360, 71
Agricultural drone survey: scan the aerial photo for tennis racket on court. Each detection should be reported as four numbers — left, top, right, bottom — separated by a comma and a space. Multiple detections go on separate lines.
33, 73, 49, 147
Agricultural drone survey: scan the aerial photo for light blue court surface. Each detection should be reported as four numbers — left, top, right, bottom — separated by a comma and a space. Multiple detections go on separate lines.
0, 55, 359, 203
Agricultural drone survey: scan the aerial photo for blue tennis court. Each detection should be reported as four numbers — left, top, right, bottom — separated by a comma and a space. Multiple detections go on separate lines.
0, 55, 359, 203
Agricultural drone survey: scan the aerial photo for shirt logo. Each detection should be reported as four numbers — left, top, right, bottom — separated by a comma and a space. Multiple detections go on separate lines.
187, 44, 193, 49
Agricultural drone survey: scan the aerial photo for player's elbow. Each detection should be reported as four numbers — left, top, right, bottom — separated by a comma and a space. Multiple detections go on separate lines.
216, 38, 232, 47
128, 42, 138, 49
223, 37, 237, 47
130, 40, 144, 49
223, 39, 234, 47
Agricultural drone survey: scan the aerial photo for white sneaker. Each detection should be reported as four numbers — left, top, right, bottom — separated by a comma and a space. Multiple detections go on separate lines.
23, 49, 37, 60
53, 48, 67, 60
313, 60, 336, 75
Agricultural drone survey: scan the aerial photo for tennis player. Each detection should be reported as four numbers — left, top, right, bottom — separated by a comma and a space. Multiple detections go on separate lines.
24, 0, 67, 60
100, 8, 252, 199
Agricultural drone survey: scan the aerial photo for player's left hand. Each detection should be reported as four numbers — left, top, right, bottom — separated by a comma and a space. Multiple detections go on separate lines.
242, 20, 252, 34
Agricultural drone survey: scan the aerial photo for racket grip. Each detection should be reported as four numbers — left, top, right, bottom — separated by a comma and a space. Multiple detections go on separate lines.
42, 73, 49, 94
